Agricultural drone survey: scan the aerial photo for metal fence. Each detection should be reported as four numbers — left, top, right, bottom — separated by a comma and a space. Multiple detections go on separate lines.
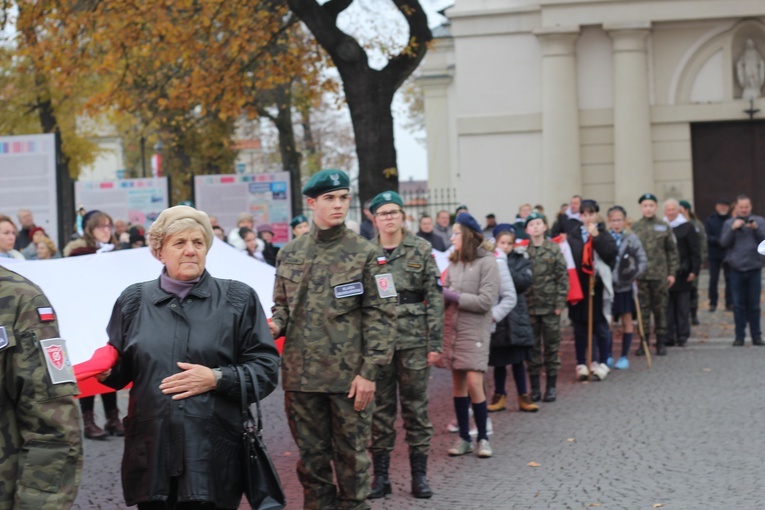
346, 187, 460, 225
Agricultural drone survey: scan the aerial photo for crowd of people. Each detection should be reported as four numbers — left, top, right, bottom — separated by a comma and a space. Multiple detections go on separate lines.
3, 176, 764, 510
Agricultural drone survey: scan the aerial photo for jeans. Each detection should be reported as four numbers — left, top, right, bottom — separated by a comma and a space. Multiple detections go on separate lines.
708, 256, 731, 308
729, 268, 762, 340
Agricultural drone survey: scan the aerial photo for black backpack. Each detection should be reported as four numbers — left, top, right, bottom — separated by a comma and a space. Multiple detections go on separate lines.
617, 240, 640, 283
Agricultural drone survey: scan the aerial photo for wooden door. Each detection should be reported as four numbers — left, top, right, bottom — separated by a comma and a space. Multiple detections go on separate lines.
691, 120, 765, 219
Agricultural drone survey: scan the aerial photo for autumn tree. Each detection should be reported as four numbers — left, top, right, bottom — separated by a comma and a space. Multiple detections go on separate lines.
287, 0, 432, 206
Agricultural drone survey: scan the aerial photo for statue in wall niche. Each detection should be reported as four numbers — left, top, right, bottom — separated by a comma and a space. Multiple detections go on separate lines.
736, 38, 765, 101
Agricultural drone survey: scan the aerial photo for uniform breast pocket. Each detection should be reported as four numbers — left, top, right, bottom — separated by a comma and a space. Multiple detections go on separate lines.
404, 263, 424, 287
330, 269, 363, 316
277, 261, 306, 301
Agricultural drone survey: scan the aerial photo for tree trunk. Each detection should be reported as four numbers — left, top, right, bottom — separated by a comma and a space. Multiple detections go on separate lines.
343, 72, 397, 207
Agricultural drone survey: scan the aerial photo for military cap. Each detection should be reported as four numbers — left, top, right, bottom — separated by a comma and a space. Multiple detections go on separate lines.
369, 190, 404, 214
302, 169, 350, 198
492, 223, 516, 239
455, 212, 482, 234
455, 204, 469, 214
580, 199, 599, 213
679, 200, 692, 211
290, 214, 308, 228
638, 193, 658, 204
524, 211, 546, 228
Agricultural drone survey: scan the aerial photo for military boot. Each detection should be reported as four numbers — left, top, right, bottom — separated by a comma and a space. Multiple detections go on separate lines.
105, 409, 125, 436
529, 375, 542, 402
368, 452, 391, 499
656, 337, 668, 356
83, 410, 108, 440
543, 375, 557, 402
410, 452, 433, 499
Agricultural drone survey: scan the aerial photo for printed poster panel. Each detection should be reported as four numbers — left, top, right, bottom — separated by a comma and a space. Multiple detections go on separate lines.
194, 172, 292, 245
75, 178, 169, 231
0, 134, 59, 244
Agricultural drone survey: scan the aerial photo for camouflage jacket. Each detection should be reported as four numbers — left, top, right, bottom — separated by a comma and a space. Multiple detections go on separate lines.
632, 216, 679, 281
0, 266, 82, 510
376, 232, 443, 352
272, 223, 397, 392
526, 239, 569, 315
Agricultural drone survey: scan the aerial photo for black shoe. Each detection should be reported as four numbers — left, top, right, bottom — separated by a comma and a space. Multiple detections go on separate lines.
677, 338, 688, 347
753, 337, 765, 346
656, 344, 668, 356
709, 305, 716, 312
529, 375, 542, 402
665, 339, 676, 347
635, 345, 646, 356
691, 315, 700, 326
726, 305, 734, 312
732, 338, 745, 347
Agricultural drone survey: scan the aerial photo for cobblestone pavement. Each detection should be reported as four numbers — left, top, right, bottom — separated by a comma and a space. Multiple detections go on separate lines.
73, 272, 765, 509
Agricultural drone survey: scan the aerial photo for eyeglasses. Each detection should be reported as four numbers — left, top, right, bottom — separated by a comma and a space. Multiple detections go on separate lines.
375, 210, 403, 219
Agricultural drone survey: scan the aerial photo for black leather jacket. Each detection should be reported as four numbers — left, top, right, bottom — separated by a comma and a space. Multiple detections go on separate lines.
103, 271, 280, 507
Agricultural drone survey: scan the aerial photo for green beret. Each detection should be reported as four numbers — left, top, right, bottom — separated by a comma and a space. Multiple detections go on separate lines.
455, 204, 468, 214
302, 169, 350, 198
638, 193, 658, 204
290, 215, 308, 228
524, 211, 545, 228
679, 200, 692, 211
369, 191, 404, 214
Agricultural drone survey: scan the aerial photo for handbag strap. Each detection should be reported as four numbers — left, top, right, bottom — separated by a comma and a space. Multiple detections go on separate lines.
235, 364, 264, 433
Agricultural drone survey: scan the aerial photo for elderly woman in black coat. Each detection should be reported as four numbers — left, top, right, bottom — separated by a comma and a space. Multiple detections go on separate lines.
101, 205, 280, 510
487, 225, 538, 412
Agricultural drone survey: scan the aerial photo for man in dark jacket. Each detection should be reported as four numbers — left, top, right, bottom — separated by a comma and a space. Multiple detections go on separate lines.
416, 214, 447, 251
720, 195, 765, 346
664, 199, 701, 347
13, 208, 36, 251
705, 198, 732, 312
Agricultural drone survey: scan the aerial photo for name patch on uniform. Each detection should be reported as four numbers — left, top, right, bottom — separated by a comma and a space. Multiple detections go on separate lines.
37, 307, 55, 322
407, 263, 422, 269
653, 225, 667, 232
0, 326, 8, 351
375, 273, 398, 299
39, 338, 76, 384
334, 282, 364, 299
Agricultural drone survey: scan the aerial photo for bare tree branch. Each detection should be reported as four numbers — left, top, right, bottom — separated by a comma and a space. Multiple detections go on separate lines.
382, 0, 432, 90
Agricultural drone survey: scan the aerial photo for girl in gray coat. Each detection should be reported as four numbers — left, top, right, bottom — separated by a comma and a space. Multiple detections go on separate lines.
608, 206, 648, 369
440, 213, 499, 459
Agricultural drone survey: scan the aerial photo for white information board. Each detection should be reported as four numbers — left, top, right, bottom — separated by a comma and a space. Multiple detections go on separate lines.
195, 172, 292, 245
75, 177, 169, 230
0, 134, 59, 243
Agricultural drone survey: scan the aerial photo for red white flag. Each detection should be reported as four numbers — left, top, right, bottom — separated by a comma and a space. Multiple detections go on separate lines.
515, 236, 584, 305
37, 307, 55, 322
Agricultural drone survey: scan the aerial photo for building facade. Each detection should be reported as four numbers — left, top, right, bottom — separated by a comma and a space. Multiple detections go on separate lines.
418, 0, 765, 222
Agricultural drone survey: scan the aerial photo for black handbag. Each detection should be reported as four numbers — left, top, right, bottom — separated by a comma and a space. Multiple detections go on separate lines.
235, 364, 286, 510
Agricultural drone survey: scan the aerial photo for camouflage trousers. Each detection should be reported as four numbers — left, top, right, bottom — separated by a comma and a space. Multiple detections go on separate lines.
370, 346, 433, 455
528, 313, 562, 376
638, 279, 669, 340
285, 391, 374, 510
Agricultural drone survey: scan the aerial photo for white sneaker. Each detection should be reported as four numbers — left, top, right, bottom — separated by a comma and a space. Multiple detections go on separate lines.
448, 438, 474, 456
469, 417, 493, 437
576, 364, 589, 381
477, 439, 493, 458
446, 407, 474, 433
591, 362, 608, 381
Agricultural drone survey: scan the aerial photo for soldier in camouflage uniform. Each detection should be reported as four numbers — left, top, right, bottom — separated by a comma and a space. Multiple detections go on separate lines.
0, 266, 83, 509
679, 200, 707, 325
524, 212, 569, 403
366, 191, 443, 500
631, 193, 680, 356
270, 169, 397, 510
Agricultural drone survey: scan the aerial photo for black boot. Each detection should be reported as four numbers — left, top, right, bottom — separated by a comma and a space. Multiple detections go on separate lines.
543, 375, 557, 403
368, 452, 391, 499
410, 452, 433, 499
656, 336, 668, 356
529, 375, 542, 402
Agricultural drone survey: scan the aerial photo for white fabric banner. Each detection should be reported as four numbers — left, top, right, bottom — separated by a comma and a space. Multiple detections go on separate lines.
0, 238, 275, 364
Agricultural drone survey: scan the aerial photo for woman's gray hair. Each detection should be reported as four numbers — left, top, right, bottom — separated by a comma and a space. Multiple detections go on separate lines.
148, 206, 214, 260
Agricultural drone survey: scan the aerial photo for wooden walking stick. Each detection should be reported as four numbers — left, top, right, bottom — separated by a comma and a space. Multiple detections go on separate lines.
586, 270, 595, 382
633, 292, 652, 369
